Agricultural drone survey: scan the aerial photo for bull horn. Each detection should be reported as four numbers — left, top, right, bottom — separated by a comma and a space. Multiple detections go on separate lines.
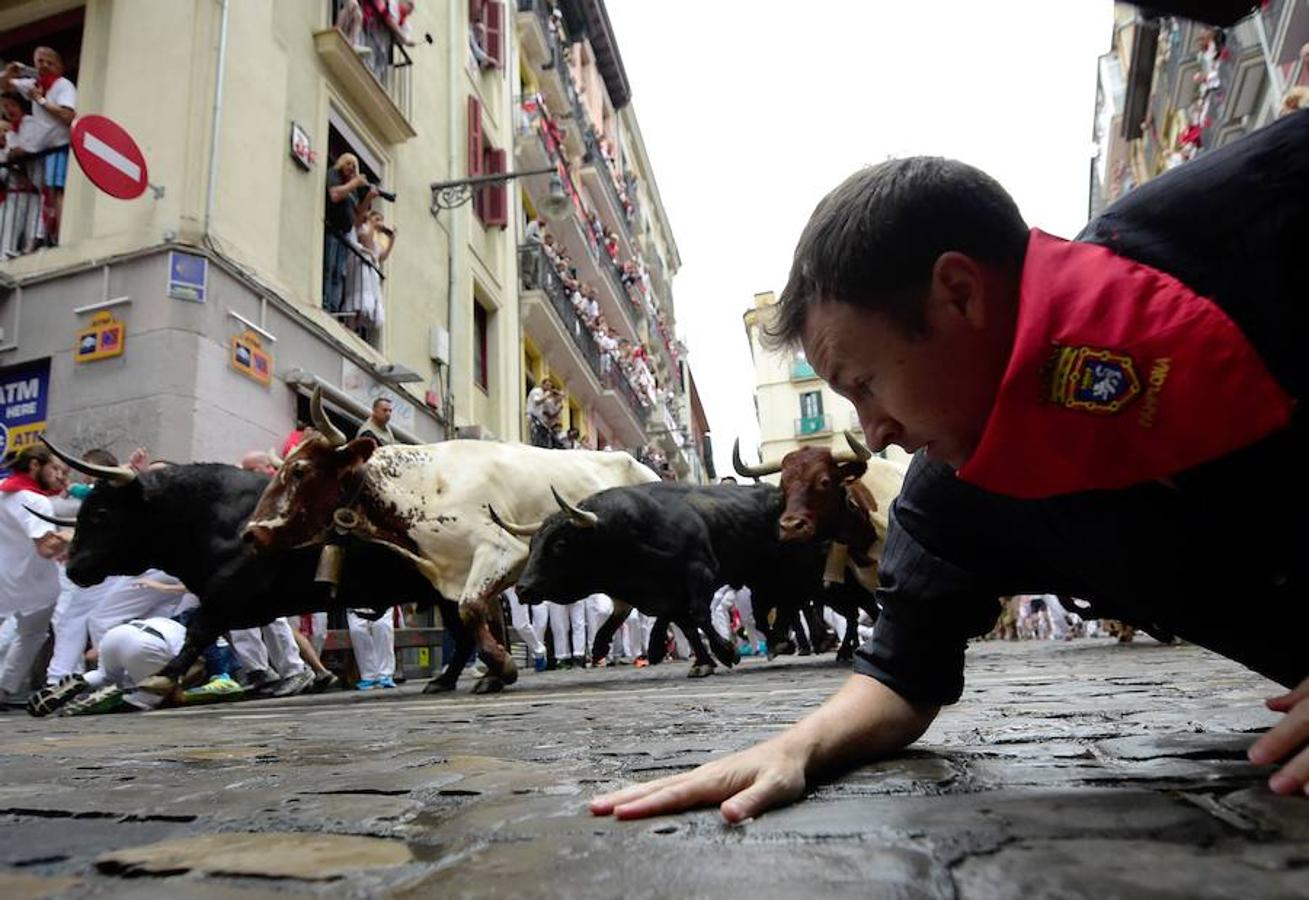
39, 436, 136, 485
732, 438, 781, 479
551, 486, 598, 528
832, 429, 873, 464
488, 504, 542, 538
309, 386, 347, 448
267, 447, 285, 469
24, 505, 78, 528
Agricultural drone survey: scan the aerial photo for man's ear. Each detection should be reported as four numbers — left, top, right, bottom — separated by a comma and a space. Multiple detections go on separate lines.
930, 251, 988, 328
338, 437, 378, 468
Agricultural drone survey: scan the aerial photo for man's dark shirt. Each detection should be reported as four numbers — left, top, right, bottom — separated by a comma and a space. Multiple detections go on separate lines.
326, 169, 358, 236
856, 110, 1309, 705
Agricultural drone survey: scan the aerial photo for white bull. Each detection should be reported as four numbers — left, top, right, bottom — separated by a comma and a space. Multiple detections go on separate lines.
243, 389, 658, 692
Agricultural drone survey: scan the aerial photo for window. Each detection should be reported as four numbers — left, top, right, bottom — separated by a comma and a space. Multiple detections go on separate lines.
474, 302, 490, 391
469, 0, 504, 69
800, 391, 823, 420
467, 95, 507, 228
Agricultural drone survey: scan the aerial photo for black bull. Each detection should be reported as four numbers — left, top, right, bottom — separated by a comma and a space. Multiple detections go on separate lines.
511, 481, 875, 675
49, 454, 479, 692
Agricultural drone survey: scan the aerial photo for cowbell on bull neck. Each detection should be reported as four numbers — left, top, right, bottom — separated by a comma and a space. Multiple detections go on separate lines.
955, 229, 1294, 498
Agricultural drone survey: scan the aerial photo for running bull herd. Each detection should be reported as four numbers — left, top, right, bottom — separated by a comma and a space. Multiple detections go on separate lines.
30, 387, 905, 700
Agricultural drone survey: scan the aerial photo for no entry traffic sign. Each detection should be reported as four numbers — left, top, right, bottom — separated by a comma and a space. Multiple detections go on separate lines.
70, 115, 149, 200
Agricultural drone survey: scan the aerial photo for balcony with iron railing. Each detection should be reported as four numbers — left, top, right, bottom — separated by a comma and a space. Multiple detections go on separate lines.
322, 225, 386, 348
317, 1, 415, 143
519, 242, 604, 379
0, 144, 68, 260
519, 242, 648, 428
515, 97, 643, 344
795, 413, 833, 437
516, 0, 588, 160
580, 127, 638, 259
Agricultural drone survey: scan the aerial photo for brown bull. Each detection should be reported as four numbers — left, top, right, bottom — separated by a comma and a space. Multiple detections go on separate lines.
732, 430, 881, 567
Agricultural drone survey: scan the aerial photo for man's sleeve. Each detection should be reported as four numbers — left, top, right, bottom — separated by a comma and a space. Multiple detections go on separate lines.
19, 493, 55, 541
49, 79, 76, 111
852, 470, 1004, 706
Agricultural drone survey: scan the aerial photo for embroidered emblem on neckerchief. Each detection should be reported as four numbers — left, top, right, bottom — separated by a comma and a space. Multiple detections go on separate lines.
1043, 344, 1142, 414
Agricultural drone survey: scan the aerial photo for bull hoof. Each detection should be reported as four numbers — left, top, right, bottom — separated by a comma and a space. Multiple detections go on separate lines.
423, 678, 457, 694
472, 676, 505, 694
687, 663, 716, 678
500, 658, 519, 686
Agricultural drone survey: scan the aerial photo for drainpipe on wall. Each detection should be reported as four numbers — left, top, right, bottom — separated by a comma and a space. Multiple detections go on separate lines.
443, 0, 459, 439
203, 0, 230, 237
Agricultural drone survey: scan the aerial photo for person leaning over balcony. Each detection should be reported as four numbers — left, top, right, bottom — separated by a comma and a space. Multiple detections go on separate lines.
324, 153, 376, 315
0, 47, 75, 248
343, 209, 394, 339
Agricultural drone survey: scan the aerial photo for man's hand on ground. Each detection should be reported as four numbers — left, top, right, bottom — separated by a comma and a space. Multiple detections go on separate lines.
589, 737, 808, 824
1248, 675, 1309, 796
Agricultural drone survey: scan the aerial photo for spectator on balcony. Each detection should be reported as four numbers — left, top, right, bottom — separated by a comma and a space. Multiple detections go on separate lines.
324, 153, 376, 315
603, 228, 620, 262
343, 209, 393, 339
0, 92, 35, 162
385, 0, 418, 47
335, 0, 373, 58
527, 378, 564, 449
1, 47, 76, 249
470, 19, 494, 70
525, 216, 546, 244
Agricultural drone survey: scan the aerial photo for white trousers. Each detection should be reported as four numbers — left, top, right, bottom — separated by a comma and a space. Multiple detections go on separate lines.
86, 618, 186, 710
546, 601, 586, 659
347, 609, 396, 681
506, 589, 545, 655
711, 586, 765, 647
230, 618, 307, 678
0, 602, 55, 694
47, 579, 108, 682
583, 594, 613, 659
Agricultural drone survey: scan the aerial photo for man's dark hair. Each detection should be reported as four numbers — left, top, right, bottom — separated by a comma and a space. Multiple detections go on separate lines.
373, 396, 393, 409
767, 157, 1029, 350
12, 444, 52, 474
82, 448, 118, 467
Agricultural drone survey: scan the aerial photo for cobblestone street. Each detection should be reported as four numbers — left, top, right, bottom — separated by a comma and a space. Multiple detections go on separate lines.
2, 638, 1308, 898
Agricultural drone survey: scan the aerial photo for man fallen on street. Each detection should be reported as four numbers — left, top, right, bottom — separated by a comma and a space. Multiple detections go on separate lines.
592, 109, 1309, 822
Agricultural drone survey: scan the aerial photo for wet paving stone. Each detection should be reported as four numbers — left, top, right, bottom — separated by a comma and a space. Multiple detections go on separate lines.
0, 639, 1304, 896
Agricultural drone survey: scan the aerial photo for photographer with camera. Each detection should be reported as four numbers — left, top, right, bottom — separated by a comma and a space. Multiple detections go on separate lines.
323, 152, 376, 315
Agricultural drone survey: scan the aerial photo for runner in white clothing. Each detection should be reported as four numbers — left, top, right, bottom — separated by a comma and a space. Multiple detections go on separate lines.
0, 445, 69, 706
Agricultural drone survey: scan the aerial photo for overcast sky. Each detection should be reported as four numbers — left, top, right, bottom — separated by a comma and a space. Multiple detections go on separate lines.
605, 0, 1115, 475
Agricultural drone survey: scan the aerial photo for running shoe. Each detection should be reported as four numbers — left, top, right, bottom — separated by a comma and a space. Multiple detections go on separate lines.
180, 673, 245, 705
58, 686, 127, 717
355, 679, 379, 691
28, 674, 89, 717
377, 676, 397, 689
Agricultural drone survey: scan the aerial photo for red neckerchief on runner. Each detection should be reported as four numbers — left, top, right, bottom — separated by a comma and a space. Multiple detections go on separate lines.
0, 472, 57, 495
956, 229, 1295, 499
36, 72, 59, 93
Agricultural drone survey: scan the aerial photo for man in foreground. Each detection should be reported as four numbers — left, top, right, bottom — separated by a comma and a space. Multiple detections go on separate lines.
593, 109, 1309, 822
